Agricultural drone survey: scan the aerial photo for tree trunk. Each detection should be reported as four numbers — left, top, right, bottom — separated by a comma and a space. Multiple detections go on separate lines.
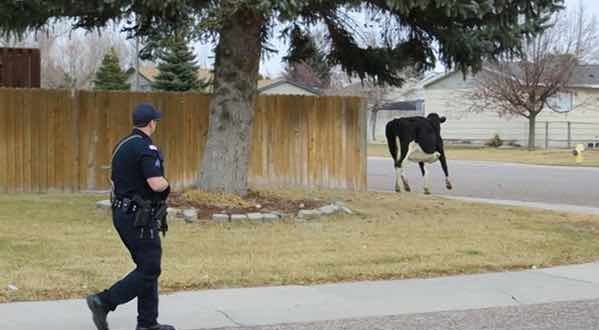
370, 108, 378, 141
528, 114, 537, 150
198, 8, 264, 195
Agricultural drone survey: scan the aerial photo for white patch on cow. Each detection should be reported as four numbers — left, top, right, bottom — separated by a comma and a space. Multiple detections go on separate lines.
407, 142, 440, 163
396, 137, 411, 191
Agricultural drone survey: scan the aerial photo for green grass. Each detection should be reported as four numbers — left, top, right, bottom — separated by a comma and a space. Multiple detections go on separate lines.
2, 191, 599, 303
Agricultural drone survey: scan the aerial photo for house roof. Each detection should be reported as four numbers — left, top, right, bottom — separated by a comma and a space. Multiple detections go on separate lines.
422, 71, 456, 88
257, 79, 321, 95
423, 64, 599, 89
137, 65, 213, 82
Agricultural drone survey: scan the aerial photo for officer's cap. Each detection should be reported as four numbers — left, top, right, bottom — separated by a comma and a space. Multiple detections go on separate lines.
132, 103, 162, 127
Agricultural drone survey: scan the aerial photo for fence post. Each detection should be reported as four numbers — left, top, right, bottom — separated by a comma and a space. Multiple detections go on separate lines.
545, 121, 549, 149
567, 121, 572, 149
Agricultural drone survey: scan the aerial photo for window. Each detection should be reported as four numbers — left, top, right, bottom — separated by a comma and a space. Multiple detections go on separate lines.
547, 91, 574, 113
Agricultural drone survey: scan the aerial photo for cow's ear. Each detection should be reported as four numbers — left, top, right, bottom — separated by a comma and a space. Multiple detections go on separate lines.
440, 117, 447, 123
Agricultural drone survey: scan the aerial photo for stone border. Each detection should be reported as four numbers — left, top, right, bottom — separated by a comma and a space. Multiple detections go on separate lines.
97, 200, 354, 224
296, 202, 353, 221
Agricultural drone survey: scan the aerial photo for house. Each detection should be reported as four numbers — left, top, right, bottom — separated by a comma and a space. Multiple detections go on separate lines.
130, 65, 321, 96
423, 65, 599, 148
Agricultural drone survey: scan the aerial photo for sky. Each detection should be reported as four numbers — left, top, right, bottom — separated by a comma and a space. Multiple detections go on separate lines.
193, 0, 599, 78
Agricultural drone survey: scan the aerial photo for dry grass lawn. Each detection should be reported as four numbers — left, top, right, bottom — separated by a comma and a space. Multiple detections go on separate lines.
2, 191, 599, 303
368, 143, 599, 167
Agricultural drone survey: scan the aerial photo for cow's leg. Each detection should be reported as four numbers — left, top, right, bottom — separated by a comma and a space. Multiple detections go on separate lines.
399, 140, 412, 192
439, 152, 453, 190
393, 138, 410, 192
394, 166, 402, 193
419, 162, 431, 195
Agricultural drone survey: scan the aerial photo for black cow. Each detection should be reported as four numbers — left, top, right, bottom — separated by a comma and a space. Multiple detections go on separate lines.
385, 113, 453, 194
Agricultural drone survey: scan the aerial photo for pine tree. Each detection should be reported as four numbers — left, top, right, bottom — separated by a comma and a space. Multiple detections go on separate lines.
93, 48, 130, 91
284, 28, 331, 89
151, 36, 208, 92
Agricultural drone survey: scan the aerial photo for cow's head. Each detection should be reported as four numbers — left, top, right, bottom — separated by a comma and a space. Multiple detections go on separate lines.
426, 113, 446, 132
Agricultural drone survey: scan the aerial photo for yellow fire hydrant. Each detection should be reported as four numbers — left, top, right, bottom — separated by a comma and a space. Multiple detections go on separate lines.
573, 144, 585, 164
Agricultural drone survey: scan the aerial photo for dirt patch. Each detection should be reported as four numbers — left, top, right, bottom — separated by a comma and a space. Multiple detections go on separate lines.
167, 190, 328, 218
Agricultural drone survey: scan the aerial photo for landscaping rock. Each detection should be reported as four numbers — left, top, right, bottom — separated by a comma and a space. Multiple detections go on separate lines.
182, 209, 198, 223
319, 204, 338, 215
96, 200, 111, 210
212, 214, 230, 223
167, 208, 181, 222
334, 201, 347, 208
271, 211, 284, 218
297, 209, 322, 219
231, 214, 248, 221
247, 213, 264, 221
262, 213, 280, 221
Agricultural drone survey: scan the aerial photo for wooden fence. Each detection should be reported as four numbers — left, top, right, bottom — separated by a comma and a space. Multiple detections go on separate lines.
0, 89, 367, 193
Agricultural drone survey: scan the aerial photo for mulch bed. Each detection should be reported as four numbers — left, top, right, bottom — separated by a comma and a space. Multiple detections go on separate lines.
168, 190, 328, 219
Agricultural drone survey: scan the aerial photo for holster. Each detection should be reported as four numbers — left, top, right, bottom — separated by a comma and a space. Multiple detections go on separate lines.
154, 201, 168, 236
132, 195, 153, 228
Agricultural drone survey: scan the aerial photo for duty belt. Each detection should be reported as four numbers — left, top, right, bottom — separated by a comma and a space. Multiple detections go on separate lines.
111, 196, 139, 213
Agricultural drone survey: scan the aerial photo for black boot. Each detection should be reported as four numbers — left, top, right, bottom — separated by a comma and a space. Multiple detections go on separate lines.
136, 324, 176, 330
86, 294, 110, 330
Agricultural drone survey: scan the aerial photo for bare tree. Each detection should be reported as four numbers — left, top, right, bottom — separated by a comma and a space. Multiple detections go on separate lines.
470, 3, 599, 150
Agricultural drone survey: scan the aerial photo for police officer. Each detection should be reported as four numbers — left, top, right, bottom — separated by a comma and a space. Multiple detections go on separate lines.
86, 103, 175, 330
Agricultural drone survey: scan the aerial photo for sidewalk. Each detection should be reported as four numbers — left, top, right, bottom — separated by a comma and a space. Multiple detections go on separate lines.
3, 262, 599, 330
442, 195, 599, 215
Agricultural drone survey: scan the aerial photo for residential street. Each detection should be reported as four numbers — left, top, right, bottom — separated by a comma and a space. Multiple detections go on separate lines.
368, 157, 599, 208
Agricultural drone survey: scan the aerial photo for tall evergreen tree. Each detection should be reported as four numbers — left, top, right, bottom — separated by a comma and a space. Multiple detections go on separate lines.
151, 35, 208, 92
93, 48, 130, 91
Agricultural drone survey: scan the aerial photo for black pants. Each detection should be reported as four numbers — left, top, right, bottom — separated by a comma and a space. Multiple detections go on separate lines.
98, 208, 162, 328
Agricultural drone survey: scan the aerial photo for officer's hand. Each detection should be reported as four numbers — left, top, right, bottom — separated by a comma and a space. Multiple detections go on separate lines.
160, 185, 171, 200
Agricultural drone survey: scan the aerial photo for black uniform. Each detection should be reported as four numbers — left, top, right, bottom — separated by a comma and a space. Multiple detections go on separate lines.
97, 128, 166, 328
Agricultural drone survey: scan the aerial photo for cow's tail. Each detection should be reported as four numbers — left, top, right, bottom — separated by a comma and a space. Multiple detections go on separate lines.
385, 120, 398, 163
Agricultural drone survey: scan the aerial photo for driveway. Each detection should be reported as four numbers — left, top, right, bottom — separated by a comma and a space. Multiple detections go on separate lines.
368, 157, 599, 208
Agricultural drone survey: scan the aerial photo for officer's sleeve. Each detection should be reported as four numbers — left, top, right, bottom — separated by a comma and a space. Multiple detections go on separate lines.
140, 145, 164, 179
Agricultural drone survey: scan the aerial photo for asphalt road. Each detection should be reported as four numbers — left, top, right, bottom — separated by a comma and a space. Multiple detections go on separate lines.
368, 157, 599, 208
208, 299, 599, 330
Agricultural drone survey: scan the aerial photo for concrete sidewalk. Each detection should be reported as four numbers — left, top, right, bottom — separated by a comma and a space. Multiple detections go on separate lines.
3, 263, 599, 330
442, 195, 599, 215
